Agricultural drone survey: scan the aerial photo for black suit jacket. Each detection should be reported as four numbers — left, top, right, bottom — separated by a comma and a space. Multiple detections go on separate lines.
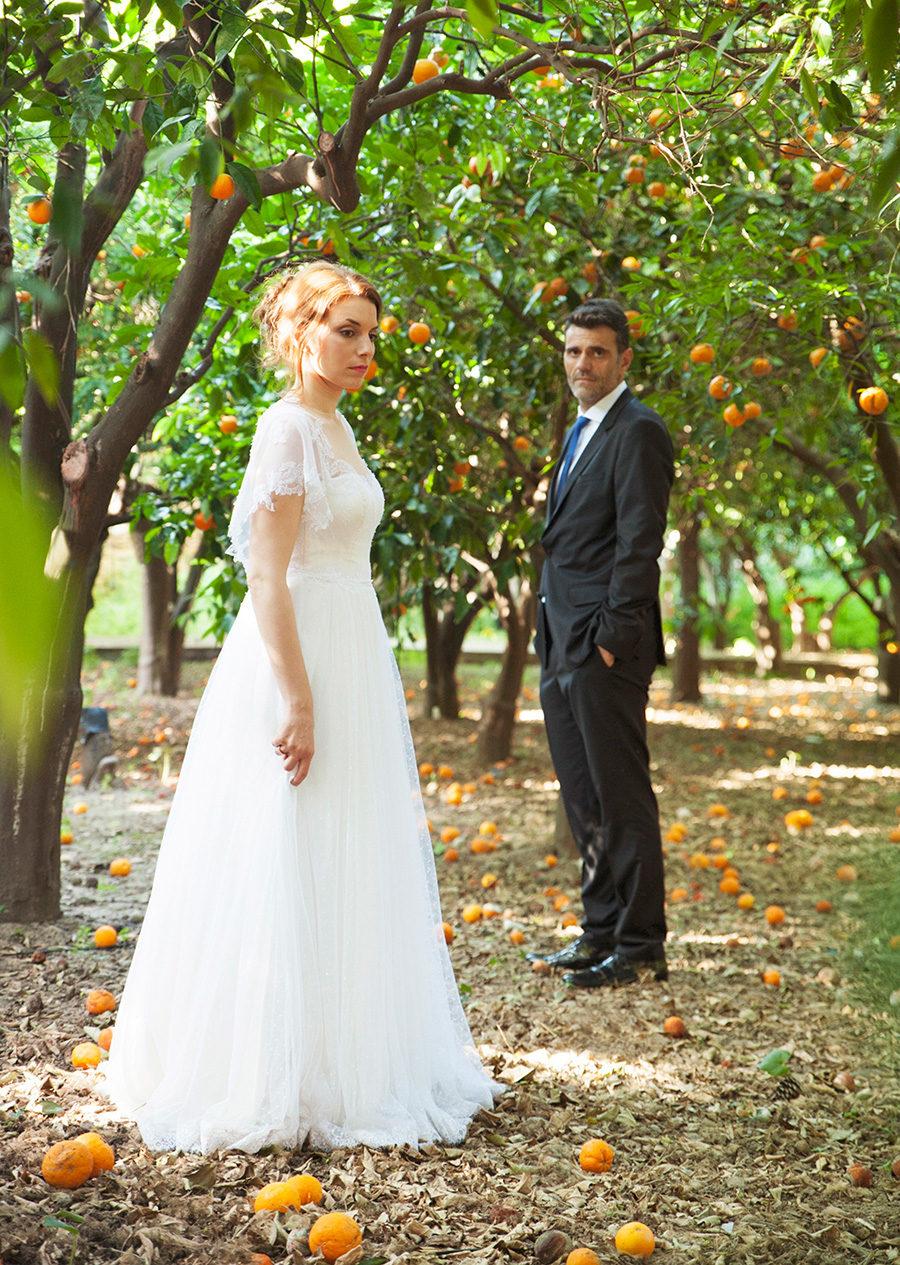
534, 388, 674, 672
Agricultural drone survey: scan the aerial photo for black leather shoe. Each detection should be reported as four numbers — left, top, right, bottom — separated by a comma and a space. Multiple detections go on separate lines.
563, 951, 668, 989
525, 938, 613, 971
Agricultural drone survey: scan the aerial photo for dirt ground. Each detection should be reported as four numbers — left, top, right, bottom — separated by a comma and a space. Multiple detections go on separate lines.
2, 660, 899, 1265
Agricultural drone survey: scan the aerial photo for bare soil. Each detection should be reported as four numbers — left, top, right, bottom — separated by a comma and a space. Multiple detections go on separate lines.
2, 661, 899, 1265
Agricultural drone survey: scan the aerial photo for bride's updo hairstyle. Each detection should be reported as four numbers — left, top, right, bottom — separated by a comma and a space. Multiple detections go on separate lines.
253, 260, 383, 387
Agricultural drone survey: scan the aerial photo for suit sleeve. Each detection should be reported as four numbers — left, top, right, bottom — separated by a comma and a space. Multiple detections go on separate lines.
591, 414, 674, 659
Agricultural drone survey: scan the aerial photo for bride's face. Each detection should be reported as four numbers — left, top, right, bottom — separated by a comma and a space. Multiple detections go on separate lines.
302, 297, 378, 393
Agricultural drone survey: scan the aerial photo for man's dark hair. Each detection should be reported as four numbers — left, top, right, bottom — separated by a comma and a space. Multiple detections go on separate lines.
565, 299, 630, 353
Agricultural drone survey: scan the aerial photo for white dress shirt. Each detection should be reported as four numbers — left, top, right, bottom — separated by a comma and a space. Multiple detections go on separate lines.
567, 380, 629, 473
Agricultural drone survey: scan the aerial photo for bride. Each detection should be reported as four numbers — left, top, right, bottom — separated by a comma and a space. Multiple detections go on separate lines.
105, 261, 497, 1153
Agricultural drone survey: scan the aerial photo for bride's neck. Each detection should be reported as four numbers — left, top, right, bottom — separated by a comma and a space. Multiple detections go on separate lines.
287, 383, 342, 420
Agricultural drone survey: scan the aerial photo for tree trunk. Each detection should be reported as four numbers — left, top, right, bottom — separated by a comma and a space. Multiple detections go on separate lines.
0, 566, 87, 922
421, 582, 482, 720
733, 540, 783, 674
877, 638, 900, 704
133, 527, 206, 696
478, 579, 535, 763
672, 516, 702, 702
785, 597, 819, 653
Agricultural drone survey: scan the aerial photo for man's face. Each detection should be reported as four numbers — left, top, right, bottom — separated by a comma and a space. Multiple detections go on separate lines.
564, 323, 633, 410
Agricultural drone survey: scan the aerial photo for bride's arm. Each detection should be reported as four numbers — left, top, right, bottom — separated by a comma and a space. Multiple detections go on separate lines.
247, 493, 314, 787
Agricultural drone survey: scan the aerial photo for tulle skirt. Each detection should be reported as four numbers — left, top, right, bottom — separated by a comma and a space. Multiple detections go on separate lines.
104, 573, 495, 1153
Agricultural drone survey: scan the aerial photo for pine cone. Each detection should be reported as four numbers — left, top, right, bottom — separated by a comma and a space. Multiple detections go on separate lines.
772, 1074, 802, 1101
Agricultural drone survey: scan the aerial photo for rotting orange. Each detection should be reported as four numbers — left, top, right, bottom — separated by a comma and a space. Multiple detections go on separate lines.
815, 899, 832, 913
440, 826, 460, 844
41, 1139, 94, 1189
85, 988, 116, 1015
510, 929, 525, 945
567, 1251, 602, 1265
614, 1221, 655, 1257
308, 1211, 363, 1263
94, 925, 118, 948
283, 1173, 324, 1208
442, 921, 455, 943
73, 1132, 115, 1176
737, 893, 755, 910
253, 1181, 292, 1212
836, 864, 857, 882
765, 905, 785, 925
663, 1015, 686, 1037
462, 904, 483, 923
443, 848, 458, 862
109, 858, 131, 877
71, 1042, 104, 1069
97, 1027, 113, 1051
763, 968, 781, 986
719, 876, 740, 895
579, 1138, 614, 1172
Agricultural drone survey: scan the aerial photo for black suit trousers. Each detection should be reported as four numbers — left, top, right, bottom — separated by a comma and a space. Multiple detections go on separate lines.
539, 636, 667, 959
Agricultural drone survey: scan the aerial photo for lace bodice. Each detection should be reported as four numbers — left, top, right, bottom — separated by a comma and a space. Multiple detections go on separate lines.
227, 400, 384, 583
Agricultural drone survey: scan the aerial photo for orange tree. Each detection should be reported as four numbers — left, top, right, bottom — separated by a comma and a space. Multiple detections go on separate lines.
2, 0, 895, 917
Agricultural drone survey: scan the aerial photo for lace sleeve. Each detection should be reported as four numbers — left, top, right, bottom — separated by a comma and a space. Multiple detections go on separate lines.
226, 401, 333, 568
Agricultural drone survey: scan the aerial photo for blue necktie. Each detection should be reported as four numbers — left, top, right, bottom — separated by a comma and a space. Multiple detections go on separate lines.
555, 414, 592, 501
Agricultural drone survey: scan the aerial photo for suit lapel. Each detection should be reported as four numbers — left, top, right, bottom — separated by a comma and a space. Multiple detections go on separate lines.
547, 389, 633, 525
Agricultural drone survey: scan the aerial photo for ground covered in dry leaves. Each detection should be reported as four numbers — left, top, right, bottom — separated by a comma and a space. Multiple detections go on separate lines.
2, 658, 899, 1265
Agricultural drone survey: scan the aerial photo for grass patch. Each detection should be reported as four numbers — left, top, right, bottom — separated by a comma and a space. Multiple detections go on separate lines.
838, 846, 900, 1062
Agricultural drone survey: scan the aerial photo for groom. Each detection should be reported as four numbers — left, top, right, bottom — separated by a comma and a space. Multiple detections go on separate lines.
530, 299, 674, 988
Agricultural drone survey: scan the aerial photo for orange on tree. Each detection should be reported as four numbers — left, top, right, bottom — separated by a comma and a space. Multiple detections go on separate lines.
408, 321, 431, 345
109, 857, 131, 876
811, 168, 834, 192
624, 310, 645, 338
27, 196, 52, 224
742, 400, 762, 420
723, 403, 745, 427
751, 357, 772, 376
779, 137, 805, 159
308, 1212, 362, 1262
363, 361, 378, 381
412, 57, 440, 84
131, 243, 148, 258
858, 386, 888, 415
614, 1221, 655, 1257
209, 171, 235, 199
624, 166, 645, 185
74, 1132, 115, 1176
647, 180, 666, 198
777, 310, 798, 331
647, 107, 666, 127
94, 925, 118, 948
194, 511, 215, 532
86, 988, 116, 1015
579, 1138, 614, 1172
809, 346, 828, 368
42, 1139, 95, 1189
218, 414, 239, 434
429, 47, 449, 68
809, 233, 827, 249
379, 314, 399, 334
621, 256, 641, 271
708, 375, 731, 399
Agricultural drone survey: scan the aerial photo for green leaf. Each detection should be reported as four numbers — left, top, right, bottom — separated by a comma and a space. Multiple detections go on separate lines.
759, 1048, 792, 1077
229, 162, 262, 210
142, 98, 165, 143
871, 127, 900, 208
23, 330, 60, 405
810, 15, 833, 55
799, 67, 818, 113
466, 0, 497, 39
198, 137, 224, 192
0, 340, 26, 410
863, 0, 899, 92
0, 465, 60, 753
753, 54, 784, 108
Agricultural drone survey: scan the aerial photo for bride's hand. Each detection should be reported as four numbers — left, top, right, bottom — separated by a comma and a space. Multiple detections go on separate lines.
273, 705, 314, 786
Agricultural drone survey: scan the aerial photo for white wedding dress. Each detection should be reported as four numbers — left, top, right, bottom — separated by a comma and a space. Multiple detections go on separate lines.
105, 399, 496, 1153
